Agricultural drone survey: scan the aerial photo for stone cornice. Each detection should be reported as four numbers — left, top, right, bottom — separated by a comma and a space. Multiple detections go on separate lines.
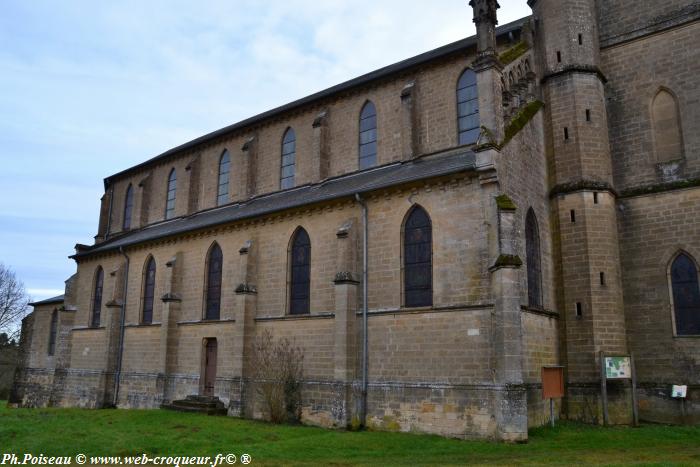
549, 179, 617, 198
541, 65, 607, 85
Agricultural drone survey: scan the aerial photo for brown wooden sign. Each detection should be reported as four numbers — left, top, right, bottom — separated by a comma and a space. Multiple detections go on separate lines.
542, 366, 564, 399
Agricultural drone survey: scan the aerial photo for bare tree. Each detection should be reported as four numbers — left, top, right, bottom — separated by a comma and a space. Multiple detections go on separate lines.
0, 263, 30, 341
250, 329, 304, 424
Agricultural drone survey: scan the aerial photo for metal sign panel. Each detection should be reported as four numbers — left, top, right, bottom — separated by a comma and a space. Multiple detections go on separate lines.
605, 356, 631, 379
671, 385, 687, 398
542, 366, 564, 399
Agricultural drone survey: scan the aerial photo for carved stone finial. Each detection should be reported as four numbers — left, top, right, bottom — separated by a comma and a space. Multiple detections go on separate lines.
469, 0, 501, 61
469, 0, 500, 25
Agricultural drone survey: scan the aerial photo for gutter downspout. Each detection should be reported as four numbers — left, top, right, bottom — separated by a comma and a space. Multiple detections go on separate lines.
105, 185, 114, 240
113, 246, 130, 406
354, 193, 369, 427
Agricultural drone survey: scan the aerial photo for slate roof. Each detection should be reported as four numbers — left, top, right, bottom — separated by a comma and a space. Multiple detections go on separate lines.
75, 150, 476, 259
29, 295, 65, 307
103, 16, 528, 187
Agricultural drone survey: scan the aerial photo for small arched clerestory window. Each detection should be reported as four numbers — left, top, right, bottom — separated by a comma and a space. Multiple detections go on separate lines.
165, 168, 177, 219
652, 88, 684, 163
289, 228, 311, 315
457, 69, 479, 145
670, 252, 700, 336
48, 309, 58, 356
142, 256, 156, 324
359, 101, 377, 169
525, 208, 543, 308
280, 128, 296, 190
205, 243, 223, 320
217, 150, 231, 206
403, 205, 433, 308
91, 266, 104, 328
123, 184, 134, 230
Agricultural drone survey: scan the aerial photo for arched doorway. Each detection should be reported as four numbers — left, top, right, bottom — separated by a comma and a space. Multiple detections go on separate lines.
201, 338, 218, 396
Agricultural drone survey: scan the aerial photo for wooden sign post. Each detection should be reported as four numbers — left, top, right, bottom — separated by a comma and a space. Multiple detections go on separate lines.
600, 352, 638, 426
542, 366, 564, 427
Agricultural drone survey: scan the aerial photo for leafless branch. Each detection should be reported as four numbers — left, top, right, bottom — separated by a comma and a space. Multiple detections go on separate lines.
0, 263, 31, 336
250, 329, 304, 424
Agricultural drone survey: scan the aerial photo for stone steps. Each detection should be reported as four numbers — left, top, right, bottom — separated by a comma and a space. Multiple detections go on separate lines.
161, 395, 227, 416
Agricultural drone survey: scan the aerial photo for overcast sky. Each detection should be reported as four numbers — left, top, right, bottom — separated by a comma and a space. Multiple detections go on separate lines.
0, 0, 531, 302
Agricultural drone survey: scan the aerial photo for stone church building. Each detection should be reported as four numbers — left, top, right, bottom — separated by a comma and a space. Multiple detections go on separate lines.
11, 0, 700, 441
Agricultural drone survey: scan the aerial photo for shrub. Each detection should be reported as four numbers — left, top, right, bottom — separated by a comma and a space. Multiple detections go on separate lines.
250, 330, 304, 424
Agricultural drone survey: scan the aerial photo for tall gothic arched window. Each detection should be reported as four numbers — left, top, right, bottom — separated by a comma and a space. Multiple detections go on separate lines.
123, 184, 134, 230
280, 128, 296, 190
217, 150, 231, 206
91, 267, 104, 328
165, 168, 177, 219
403, 205, 432, 308
526, 208, 543, 308
457, 69, 479, 145
670, 252, 700, 336
48, 309, 58, 356
289, 228, 311, 315
205, 243, 223, 320
359, 101, 377, 169
142, 256, 156, 324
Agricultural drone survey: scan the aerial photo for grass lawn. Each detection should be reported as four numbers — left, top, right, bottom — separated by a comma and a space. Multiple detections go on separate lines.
1, 402, 699, 466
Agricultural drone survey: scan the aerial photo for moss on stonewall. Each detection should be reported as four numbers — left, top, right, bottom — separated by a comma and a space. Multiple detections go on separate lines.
499, 41, 530, 65
502, 100, 544, 147
620, 178, 700, 198
495, 194, 517, 211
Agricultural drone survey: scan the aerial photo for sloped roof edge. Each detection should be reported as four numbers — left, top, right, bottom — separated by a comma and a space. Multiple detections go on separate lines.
29, 295, 65, 307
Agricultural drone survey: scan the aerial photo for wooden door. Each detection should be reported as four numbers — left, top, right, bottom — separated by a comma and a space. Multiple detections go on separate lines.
203, 338, 217, 396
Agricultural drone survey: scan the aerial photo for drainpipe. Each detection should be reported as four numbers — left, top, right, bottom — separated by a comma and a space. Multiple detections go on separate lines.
354, 193, 369, 427
113, 246, 130, 406
105, 185, 114, 240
